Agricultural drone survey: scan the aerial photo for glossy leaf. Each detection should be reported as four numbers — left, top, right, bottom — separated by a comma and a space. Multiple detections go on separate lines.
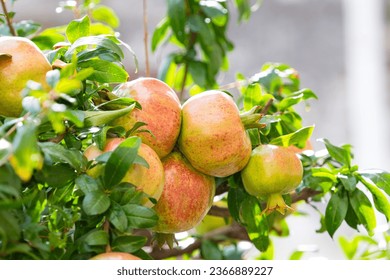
241, 196, 269, 251
270, 126, 314, 148
91, 5, 120, 28
358, 170, 390, 196
200, 0, 228, 26
78, 59, 128, 83
167, 0, 186, 44
319, 138, 351, 168
201, 240, 223, 260
103, 137, 141, 188
325, 191, 348, 237
84, 230, 108, 246
243, 83, 262, 111
108, 202, 128, 232
39, 142, 85, 172
82, 190, 110, 216
122, 204, 158, 228
151, 17, 170, 52
112, 236, 148, 253
349, 189, 376, 236
66, 15, 90, 44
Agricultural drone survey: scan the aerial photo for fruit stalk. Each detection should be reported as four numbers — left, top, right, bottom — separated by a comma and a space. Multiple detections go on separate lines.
0, 0, 17, 36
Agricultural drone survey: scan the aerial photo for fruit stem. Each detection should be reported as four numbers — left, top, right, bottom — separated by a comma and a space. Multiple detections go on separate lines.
240, 106, 265, 130
1, 0, 17, 36
103, 219, 112, 253
263, 193, 293, 215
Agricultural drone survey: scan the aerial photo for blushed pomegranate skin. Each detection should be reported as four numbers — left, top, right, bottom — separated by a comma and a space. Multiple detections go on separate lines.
153, 151, 215, 233
90, 252, 141, 260
110, 78, 181, 158
178, 90, 251, 177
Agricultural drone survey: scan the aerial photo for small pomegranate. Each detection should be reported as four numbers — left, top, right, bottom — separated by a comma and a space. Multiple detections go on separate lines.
110, 77, 181, 158
178, 90, 252, 177
90, 252, 141, 260
153, 151, 215, 234
84, 138, 165, 207
241, 144, 303, 215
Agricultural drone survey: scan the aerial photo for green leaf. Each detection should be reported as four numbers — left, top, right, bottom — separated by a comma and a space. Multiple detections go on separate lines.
122, 204, 158, 228
151, 17, 170, 52
35, 164, 76, 188
108, 202, 128, 232
76, 174, 100, 194
66, 15, 90, 44
325, 191, 348, 237
247, 128, 261, 147
82, 190, 110, 216
201, 240, 223, 260
338, 174, 357, 192
91, 5, 120, 28
200, 0, 228, 26
357, 174, 390, 222
104, 137, 141, 188
349, 189, 376, 235
84, 230, 108, 246
243, 83, 262, 111
241, 196, 269, 251
0, 211, 21, 242
278, 88, 317, 111
270, 126, 314, 148
358, 170, 390, 196
9, 122, 43, 182
227, 177, 250, 223
112, 236, 148, 253
233, 0, 252, 22
83, 104, 135, 127
39, 142, 85, 172
65, 35, 124, 60
78, 59, 128, 83
188, 60, 209, 88
167, 0, 186, 44
319, 138, 351, 168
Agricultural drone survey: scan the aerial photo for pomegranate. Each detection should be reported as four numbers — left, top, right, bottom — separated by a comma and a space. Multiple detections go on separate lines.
90, 252, 141, 260
153, 151, 215, 234
241, 144, 303, 215
178, 90, 252, 177
110, 77, 181, 158
84, 138, 164, 207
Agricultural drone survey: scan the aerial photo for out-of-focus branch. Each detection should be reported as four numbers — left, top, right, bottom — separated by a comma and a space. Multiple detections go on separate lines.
1, 0, 17, 36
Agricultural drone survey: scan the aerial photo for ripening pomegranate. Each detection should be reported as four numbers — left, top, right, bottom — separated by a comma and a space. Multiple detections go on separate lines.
90, 252, 141, 260
110, 78, 181, 158
153, 151, 215, 233
178, 90, 251, 177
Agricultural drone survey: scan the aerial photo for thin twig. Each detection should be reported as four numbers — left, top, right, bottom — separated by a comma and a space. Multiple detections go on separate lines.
103, 219, 112, 253
1, 0, 17, 36
260, 98, 274, 115
143, 0, 150, 77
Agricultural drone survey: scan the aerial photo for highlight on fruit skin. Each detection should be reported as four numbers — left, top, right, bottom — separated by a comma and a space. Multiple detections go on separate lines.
178, 90, 252, 178
0, 36, 52, 117
90, 252, 141, 260
110, 77, 181, 158
241, 144, 303, 215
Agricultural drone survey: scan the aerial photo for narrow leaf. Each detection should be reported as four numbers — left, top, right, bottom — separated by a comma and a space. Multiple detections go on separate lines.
349, 189, 376, 236
83, 190, 110, 215
325, 191, 348, 237
123, 204, 158, 228
104, 137, 141, 188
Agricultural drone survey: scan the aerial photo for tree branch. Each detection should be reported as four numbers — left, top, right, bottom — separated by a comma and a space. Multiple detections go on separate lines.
1, 0, 17, 36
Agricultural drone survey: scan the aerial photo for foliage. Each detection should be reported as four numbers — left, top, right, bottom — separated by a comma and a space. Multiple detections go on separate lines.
0, 0, 389, 260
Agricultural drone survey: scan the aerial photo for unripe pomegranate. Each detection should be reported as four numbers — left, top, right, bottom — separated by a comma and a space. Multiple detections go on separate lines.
110, 78, 181, 158
90, 252, 141, 260
241, 144, 303, 215
178, 90, 251, 177
153, 151, 215, 233
84, 138, 164, 207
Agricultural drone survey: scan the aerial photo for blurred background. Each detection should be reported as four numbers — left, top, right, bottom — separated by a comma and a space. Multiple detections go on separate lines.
11, 0, 390, 259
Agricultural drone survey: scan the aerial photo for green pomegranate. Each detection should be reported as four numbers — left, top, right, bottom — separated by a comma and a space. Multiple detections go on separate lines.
153, 151, 215, 234
178, 90, 252, 177
110, 77, 181, 158
241, 144, 303, 215
84, 138, 164, 207
0, 36, 52, 117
